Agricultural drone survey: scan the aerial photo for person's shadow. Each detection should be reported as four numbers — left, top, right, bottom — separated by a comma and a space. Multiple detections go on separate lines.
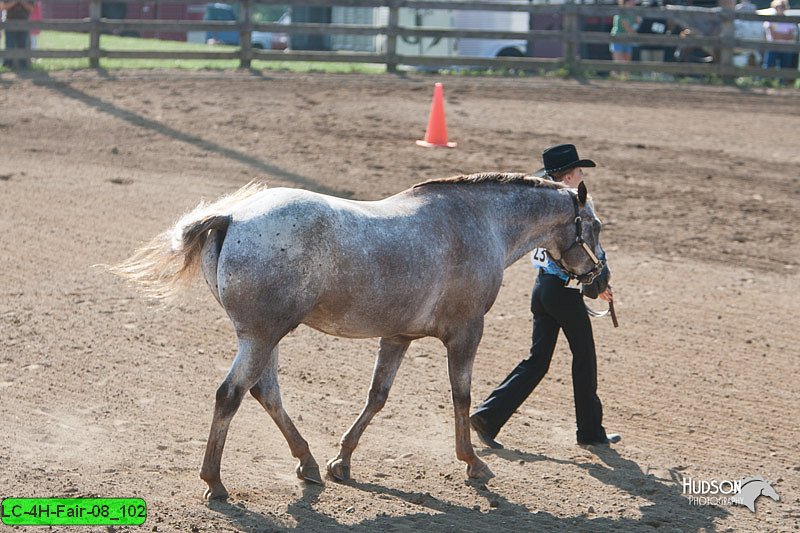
207, 446, 728, 532
582, 445, 728, 529
483, 444, 729, 531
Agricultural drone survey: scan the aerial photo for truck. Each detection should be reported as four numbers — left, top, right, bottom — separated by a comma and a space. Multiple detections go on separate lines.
41, 1, 205, 41
203, 3, 289, 50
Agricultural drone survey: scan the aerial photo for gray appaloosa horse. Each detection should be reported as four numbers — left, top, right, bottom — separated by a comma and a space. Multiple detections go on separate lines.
732, 476, 780, 512
112, 172, 609, 500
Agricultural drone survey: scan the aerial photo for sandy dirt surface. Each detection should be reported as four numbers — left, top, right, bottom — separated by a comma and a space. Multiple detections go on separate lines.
1, 70, 799, 532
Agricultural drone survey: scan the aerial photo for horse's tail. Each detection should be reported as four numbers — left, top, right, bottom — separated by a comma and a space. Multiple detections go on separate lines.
110, 181, 267, 300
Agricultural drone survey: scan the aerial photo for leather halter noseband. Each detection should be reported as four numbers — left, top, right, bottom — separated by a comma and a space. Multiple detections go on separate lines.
548, 193, 606, 285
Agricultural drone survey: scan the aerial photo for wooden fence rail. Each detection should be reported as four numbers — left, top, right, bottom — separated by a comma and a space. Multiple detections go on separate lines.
2, 0, 799, 78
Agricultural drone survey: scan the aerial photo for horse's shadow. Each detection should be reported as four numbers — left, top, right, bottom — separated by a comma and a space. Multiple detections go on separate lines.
208, 446, 728, 532
208, 477, 558, 532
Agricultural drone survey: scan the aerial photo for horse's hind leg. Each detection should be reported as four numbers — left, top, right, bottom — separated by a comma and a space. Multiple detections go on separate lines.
327, 337, 410, 481
249, 345, 322, 484
200, 334, 278, 501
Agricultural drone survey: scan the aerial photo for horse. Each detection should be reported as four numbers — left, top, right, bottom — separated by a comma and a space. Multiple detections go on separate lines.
111, 172, 610, 500
732, 476, 780, 512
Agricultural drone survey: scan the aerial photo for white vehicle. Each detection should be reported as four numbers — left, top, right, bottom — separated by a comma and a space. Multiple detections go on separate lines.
335, 7, 457, 56
397, 8, 457, 58
452, 0, 598, 60
333, 2, 529, 59
453, 3, 529, 58
331, 0, 603, 61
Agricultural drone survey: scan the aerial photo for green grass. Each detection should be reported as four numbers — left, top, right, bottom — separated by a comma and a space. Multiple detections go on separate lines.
11, 30, 385, 73
8, 31, 800, 88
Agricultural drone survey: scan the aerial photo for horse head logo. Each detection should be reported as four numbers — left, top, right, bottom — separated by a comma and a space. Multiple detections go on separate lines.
731, 476, 780, 512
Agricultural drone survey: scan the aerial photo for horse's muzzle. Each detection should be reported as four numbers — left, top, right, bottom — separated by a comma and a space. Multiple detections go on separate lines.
580, 264, 610, 299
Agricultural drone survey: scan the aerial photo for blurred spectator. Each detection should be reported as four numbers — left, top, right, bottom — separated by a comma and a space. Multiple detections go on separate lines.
674, 27, 714, 63
763, 0, 797, 68
673, 0, 735, 64
2, 0, 34, 68
736, 0, 757, 12
734, 0, 764, 66
610, 0, 641, 63
636, 7, 672, 63
29, 0, 40, 49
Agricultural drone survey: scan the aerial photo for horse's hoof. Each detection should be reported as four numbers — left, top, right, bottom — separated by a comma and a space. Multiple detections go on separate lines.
325, 458, 351, 482
467, 460, 495, 481
296, 463, 323, 484
203, 484, 229, 501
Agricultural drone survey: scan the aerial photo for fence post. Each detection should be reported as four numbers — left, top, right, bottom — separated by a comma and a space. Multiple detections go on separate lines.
387, 1, 399, 73
527, 0, 535, 58
88, 0, 101, 68
718, 6, 735, 79
239, 0, 253, 69
562, 1, 578, 75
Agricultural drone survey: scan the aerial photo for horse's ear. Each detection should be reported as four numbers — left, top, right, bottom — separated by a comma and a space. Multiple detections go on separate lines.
578, 181, 588, 205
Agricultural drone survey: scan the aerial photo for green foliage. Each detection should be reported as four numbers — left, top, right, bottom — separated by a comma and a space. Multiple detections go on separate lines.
5, 31, 798, 89
552, 66, 572, 79
734, 75, 800, 89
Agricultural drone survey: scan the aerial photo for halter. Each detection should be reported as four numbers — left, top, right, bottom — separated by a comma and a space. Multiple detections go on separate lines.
549, 192, 607, 285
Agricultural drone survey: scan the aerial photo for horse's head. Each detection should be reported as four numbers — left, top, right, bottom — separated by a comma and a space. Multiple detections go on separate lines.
549, 182, 610, 298
762, 483, 780, 501
735, 477, 781, 512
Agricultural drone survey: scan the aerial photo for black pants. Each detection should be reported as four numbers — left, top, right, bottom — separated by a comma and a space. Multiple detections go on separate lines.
3, 31, 30, 69
472, 272, 607, 443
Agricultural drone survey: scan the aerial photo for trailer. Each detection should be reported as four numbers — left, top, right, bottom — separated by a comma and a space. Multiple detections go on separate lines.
41, 1, 205, 41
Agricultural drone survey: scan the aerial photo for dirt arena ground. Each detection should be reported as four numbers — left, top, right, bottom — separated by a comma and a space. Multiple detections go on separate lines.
1, 70, 799, 532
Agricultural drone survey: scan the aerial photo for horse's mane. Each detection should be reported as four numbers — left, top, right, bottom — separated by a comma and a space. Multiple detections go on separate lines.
413, 172, 566, 190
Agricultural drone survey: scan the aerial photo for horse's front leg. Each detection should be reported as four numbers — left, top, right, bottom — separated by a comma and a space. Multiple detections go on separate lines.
445, 320, 495, 481
327, 337, 410, 481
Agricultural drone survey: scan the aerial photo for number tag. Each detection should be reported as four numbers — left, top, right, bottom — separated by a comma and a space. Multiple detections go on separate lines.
530, 248, 549, 268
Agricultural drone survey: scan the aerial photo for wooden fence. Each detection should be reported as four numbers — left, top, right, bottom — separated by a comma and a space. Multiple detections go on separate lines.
2, 0, 799, 78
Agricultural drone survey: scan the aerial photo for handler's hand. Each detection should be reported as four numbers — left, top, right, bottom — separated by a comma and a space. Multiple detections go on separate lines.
598, 286, 613, 302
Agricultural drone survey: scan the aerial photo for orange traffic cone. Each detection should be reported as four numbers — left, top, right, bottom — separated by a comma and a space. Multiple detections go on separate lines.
416, 82, 456, 148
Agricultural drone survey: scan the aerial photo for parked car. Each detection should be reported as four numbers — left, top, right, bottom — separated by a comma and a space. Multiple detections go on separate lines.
204, 3, 288, 50
271, 10, 290, 51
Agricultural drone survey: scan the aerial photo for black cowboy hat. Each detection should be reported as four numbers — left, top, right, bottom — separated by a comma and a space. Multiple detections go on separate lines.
533, 144, 596, 177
